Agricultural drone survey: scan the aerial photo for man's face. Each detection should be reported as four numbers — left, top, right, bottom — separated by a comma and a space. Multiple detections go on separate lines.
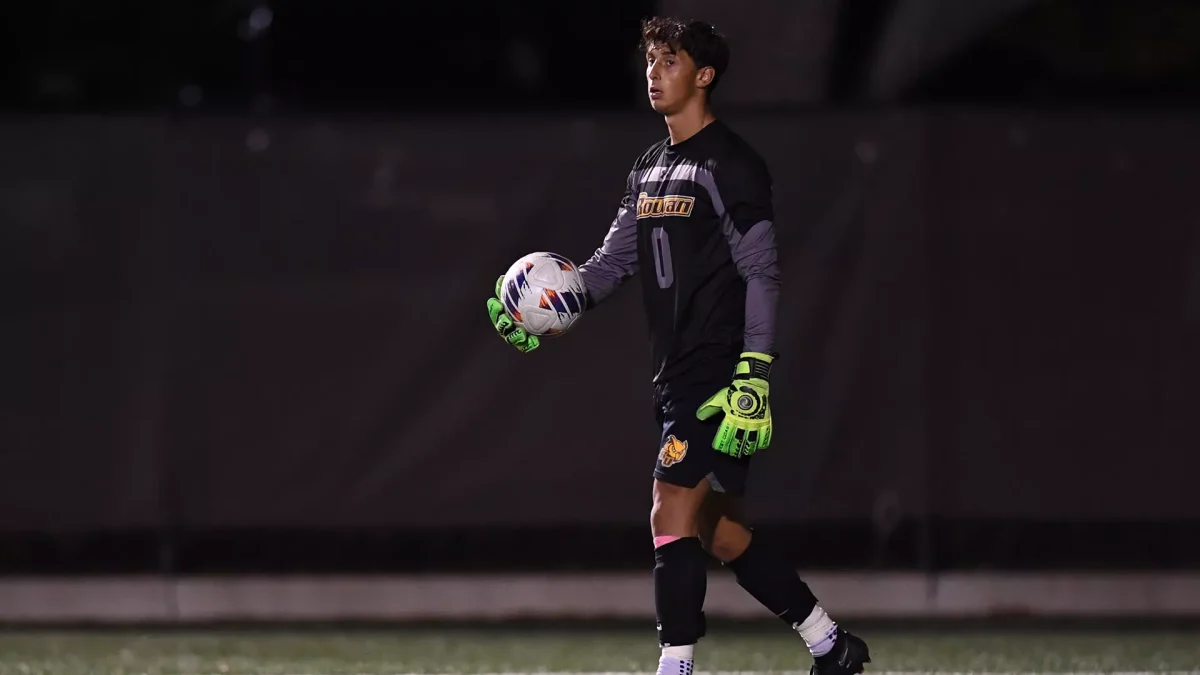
646, 44, 708, 115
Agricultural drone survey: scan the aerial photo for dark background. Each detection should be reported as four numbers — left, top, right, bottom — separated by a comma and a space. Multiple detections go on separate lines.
3, 0, 1199, 576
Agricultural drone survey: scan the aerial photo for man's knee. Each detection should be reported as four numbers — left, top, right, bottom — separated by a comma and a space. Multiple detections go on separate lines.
709, 516, 752, 562
695, 492, 752, 562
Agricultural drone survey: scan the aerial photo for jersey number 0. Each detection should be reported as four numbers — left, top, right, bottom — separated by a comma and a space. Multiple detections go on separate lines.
651, 226, 674, 289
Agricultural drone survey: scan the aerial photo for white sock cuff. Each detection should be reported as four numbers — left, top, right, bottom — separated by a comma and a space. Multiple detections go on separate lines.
795, 605, 837, 647
661, 644, 695, 660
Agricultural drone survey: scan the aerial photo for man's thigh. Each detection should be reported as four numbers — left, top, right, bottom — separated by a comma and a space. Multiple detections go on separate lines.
653, 384, 753, 497
698, 490, 747, 532
696, 489, 752, 552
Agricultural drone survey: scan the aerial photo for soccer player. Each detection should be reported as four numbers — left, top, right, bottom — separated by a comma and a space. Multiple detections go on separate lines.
486, 16, 871, 675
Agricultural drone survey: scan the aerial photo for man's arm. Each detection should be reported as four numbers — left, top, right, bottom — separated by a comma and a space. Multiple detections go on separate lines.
695, 156, 780, 458
730, 222, 779, 354
713, 158, 780, 354
578, 174, 639, 307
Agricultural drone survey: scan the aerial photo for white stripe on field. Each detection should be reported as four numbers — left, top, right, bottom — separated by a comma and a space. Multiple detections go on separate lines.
386, 667, 1200, 672
8, 573, 1200, 622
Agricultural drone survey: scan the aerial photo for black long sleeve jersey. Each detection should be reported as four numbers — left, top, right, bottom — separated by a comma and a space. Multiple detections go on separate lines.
579, 120, 780, 385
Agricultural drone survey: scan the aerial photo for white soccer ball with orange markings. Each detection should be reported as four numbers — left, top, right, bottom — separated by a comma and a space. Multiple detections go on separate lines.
500, 252, 588, 337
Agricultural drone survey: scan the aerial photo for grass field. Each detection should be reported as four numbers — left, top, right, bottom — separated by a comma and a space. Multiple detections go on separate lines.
1, 623, 1199, 675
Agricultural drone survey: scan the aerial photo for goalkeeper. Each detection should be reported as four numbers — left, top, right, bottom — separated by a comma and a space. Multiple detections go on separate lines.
487, 15, 869, 675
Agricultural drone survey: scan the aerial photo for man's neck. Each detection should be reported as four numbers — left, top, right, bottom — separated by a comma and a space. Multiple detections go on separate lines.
665, 102, 716, 145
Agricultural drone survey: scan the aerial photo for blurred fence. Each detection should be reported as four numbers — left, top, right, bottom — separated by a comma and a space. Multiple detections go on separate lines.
3, 110, 1199, 577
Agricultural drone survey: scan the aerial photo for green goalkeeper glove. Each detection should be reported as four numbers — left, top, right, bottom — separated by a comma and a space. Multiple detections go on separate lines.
696, 352, 775, 458
486, 276, 540, 353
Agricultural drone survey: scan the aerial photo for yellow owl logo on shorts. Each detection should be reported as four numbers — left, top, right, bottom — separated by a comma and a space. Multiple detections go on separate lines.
659, 434, 689, 467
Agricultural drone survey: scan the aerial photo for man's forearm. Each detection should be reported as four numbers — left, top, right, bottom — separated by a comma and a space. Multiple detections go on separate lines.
579, 252, 632, 307
579, 202, 639, 307
743, 272, 779, 354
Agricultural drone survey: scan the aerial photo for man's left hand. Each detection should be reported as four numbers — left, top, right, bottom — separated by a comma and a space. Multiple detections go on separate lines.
696, 352, 775, 458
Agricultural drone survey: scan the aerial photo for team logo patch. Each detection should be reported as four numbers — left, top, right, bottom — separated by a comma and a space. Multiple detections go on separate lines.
637, 193, 694, 219
658, 434, 689, 467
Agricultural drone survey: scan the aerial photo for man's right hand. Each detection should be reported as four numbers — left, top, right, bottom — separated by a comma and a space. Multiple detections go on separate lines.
487, 276, 540, 353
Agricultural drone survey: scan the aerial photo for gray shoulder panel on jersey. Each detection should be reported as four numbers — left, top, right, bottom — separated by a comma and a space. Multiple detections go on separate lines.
691, 167, 726, 217
726, 219, 780, 355
641, 163, 728, 216
578, 183, 639, 307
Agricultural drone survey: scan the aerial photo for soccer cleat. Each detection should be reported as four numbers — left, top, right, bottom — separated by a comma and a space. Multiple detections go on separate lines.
810, 629, 871, 675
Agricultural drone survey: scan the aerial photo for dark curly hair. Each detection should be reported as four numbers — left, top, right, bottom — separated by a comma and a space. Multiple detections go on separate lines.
640, 16, 731, 95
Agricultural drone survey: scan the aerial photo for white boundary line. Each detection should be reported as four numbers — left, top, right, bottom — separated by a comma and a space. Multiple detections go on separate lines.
367, 667, 1200, 672
2, 572, 1200, 622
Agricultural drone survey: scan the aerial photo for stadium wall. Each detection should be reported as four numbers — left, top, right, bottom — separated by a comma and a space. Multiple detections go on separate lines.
3, 111, 1198, 588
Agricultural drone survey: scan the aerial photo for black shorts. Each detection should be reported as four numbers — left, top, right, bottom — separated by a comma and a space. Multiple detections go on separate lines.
652, 379, 752, 496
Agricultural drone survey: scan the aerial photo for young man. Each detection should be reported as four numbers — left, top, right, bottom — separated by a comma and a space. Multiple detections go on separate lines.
486, 16, 871, 675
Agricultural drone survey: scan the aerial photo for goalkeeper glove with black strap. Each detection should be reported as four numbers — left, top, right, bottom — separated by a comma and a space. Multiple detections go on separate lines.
696, 352, 775, 458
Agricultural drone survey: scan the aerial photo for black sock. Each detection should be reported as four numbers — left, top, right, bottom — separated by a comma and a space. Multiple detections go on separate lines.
654, 537, 708, 647
725, 533, 818, 626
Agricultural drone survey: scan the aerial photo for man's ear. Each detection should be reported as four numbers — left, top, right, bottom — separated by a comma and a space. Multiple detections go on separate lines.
696, 65, 714, 89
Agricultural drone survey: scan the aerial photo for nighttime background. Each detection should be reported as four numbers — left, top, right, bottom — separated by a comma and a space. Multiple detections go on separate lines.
2, 0, 1200, 624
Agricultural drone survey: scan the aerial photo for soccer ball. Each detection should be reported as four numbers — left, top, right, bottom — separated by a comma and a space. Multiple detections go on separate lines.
500, 252, 588, 337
